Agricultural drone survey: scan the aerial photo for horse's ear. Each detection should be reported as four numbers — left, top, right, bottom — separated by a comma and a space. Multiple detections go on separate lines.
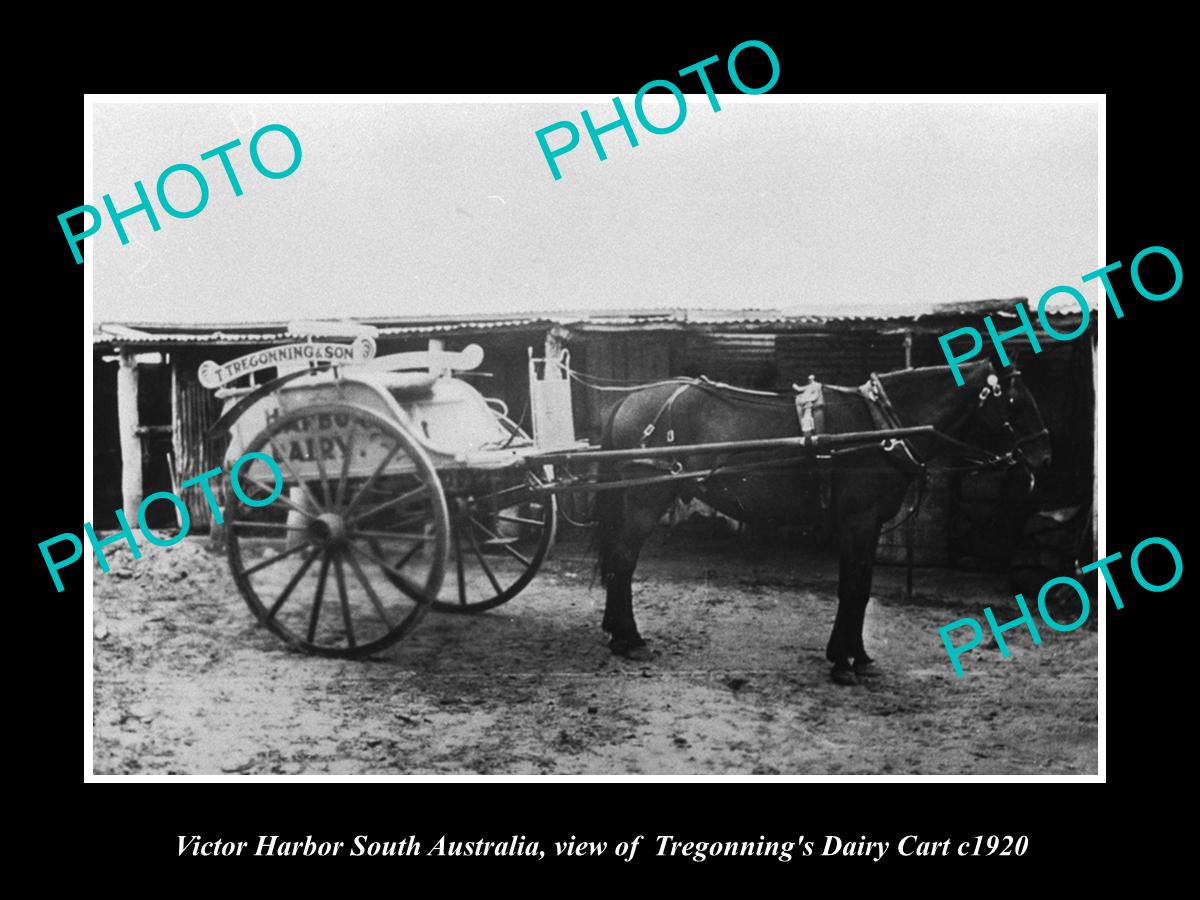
982, 343, 1018, 380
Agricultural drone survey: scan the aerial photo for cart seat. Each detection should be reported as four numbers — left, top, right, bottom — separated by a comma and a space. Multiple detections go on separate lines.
377, 371, 439, 400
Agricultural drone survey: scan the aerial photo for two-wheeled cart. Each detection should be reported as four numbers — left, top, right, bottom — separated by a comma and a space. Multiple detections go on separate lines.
204, 325, 935, 657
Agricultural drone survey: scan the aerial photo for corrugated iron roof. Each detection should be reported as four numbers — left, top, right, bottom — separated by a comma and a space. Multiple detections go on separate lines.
1026, 293, 1097, 315
377, 317, 553, 336
928, 295, 1096, 317
94, 299, 1090, 346
94, 316, 557, 346
95, 329, 283, 345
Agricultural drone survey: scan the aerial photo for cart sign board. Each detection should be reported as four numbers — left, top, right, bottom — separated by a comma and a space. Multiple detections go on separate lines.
198, 337, 376, 389
252, 408, 416, 482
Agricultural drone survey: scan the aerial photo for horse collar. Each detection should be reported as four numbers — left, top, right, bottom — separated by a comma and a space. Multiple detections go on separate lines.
860, 373, 925, 474
866, 373, 904, 430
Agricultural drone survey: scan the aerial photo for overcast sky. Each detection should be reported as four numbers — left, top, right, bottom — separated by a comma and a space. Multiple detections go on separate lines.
92, 100, 1098, 325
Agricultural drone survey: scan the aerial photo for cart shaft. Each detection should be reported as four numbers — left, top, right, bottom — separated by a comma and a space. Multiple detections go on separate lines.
525, 425, 937, 465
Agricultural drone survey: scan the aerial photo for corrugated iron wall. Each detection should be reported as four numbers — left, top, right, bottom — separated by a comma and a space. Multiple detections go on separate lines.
777, 332, 907, 387
93, 352, 123, 524
171, 356, 225, 529
1015, 341, 1093, 501
681, 333, 778, 388
95, 317, 1094, 570
877, 473, 952, 567
572, 333, 679, 441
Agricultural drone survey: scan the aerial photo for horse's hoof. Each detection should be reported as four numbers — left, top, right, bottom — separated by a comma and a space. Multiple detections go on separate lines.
830, 666, 859, 686
610, 638, 653, 661
853, 660, 881, 678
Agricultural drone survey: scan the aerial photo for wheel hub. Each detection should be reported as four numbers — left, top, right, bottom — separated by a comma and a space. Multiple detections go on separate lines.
308, 512, 347, 546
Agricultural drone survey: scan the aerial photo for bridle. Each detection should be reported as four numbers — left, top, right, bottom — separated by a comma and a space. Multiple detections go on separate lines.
976, 366, 1051, 466
858, 366, 1050, 536
863, 367, 1049, 474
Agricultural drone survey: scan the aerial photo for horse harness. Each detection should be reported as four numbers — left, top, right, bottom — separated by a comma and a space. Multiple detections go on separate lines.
637, 383, 692, 450
857, 373, 927, 476
625, 368, 1041, 488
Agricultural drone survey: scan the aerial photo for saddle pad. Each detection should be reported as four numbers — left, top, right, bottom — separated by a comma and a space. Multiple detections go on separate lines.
793, 379, 825, 435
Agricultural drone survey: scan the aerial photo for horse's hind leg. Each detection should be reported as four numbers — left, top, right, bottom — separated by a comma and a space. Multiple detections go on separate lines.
598, 482, 676, 661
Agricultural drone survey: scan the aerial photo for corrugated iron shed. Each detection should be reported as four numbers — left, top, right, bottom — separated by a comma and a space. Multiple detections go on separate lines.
94, 316, 557, 347
94, 296, 1091, 347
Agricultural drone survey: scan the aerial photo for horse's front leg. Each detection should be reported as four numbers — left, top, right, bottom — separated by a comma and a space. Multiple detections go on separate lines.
828, 508, 882, 686
603, 566, 652, 660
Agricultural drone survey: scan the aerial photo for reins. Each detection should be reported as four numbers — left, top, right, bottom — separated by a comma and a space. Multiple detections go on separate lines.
861, 369, 1034, 474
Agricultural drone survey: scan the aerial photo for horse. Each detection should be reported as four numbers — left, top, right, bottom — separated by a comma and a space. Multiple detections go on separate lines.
594, 359, 1052, 685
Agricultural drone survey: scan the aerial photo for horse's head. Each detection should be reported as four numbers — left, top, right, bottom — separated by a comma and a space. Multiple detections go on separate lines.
972, 359, 1052, 473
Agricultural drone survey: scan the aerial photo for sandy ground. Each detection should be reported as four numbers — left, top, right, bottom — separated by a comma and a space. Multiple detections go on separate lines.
92, 534, 1097, 775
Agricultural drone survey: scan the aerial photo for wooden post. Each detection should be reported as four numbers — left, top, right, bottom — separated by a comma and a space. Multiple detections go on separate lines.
903, 330, 915, 598
117, 351, 142, 524
902, 331, 916, 600
169, 362, 183, 529
544, 326, 570, 379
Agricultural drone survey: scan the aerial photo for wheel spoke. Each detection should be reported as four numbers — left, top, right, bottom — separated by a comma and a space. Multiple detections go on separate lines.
345, 505, 428, 531
230, 521, 309, 532
345, 549, 394, 630
495, 512, 546, 528
463, 482, 531, 508
349, 541, 431, 606
268, 439, 324, 515
240, 540, 311, 577
400, 508, 434, 522
343, 437, 402, 516
465, 519, 504, 595
347, 484, 429, 527
334, 554, 355, 649
307, 553, 332, 643
266, 546, 320, 620
312, 434, 333, 509
334, 419, 359, 508
240, 477, 316, 520
363, 512, 429, 530
393, 542, 423, 570
469, 515, 531, 566
350, 529, 433, 543
454, 517, 467, 606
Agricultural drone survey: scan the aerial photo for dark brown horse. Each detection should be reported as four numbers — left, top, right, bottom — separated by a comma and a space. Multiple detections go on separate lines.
595, 360, 1051, 685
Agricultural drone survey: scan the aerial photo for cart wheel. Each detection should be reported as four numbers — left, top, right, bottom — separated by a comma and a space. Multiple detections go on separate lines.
433, 466, 557, 613
226, 403, 449, 658
373, 418, 556, 613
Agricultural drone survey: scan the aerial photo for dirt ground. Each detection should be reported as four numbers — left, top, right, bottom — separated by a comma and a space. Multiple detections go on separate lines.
92, 533, 1097, 775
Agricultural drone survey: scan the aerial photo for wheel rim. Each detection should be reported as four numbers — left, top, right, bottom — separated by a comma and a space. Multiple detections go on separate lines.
226, 403, 449, 657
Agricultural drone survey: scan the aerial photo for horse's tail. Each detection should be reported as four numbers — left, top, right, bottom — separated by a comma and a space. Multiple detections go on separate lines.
594, 398, 626, 589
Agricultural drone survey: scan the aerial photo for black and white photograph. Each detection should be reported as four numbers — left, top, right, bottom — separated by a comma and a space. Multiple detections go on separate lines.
83, 94, 1100, 777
